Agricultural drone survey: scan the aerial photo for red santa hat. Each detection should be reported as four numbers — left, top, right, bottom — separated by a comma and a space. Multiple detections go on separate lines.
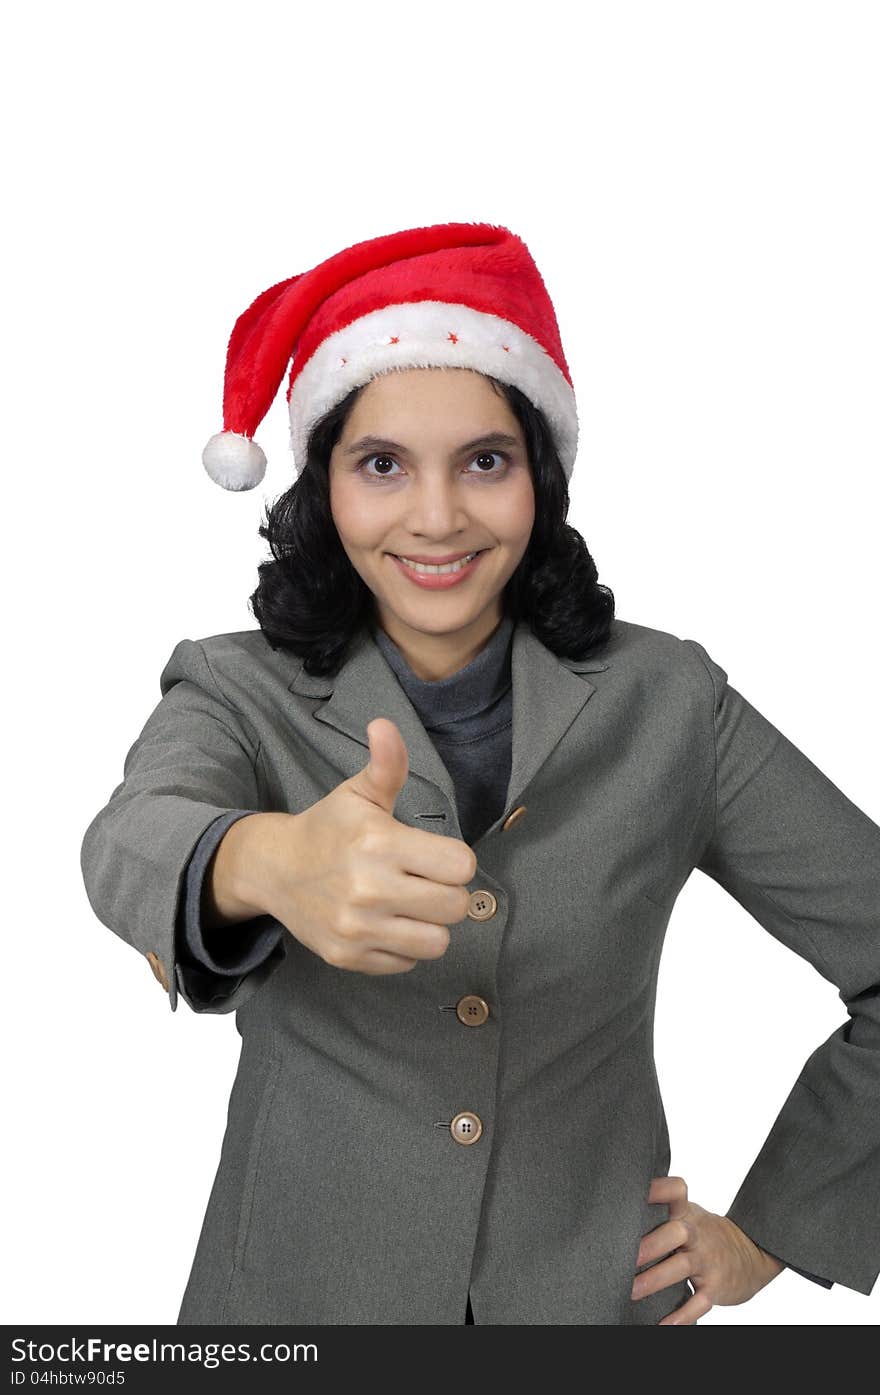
202, 221, 579, 491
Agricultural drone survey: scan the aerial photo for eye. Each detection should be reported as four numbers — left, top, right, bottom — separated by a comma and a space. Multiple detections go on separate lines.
358, 454, 403, 480
356, 451, 510, 481
465, 451, 509, 475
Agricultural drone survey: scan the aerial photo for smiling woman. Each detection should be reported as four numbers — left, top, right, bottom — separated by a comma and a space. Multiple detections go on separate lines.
249, 363, 614, 680
81, 221, 880, 1329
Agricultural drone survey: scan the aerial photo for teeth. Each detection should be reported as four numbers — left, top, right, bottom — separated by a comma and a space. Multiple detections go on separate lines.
397, 552, 479, 575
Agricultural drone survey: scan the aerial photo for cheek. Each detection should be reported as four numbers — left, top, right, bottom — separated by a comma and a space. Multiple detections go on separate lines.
330, 479, 387, 548
490, 478, 535, 544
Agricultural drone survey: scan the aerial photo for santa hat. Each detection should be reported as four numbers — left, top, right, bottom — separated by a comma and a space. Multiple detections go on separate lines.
201, 221, 579, 491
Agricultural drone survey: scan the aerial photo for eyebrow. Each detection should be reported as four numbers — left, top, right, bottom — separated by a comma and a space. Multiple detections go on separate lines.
343, 431, 521, 457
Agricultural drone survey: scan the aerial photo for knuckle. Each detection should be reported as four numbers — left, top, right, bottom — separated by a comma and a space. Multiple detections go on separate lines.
335, 904, 365, 939
322, 940, 348, 969
357, 824, 389, 859
348, 874, 378, 908
430, 926, 451, 956
444, 838, 476, 883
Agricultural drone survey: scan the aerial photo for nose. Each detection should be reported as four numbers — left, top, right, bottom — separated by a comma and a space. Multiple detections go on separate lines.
404, 475, 470, 538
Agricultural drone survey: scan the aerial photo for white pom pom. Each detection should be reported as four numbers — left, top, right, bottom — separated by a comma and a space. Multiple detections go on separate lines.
202, 431, 267, 491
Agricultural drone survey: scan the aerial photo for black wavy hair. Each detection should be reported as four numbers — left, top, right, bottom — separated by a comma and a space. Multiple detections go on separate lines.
249, 373, 616, 676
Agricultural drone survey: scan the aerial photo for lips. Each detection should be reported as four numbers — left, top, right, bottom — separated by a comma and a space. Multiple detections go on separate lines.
388, 549, 487, 588
390, 550, 485, 563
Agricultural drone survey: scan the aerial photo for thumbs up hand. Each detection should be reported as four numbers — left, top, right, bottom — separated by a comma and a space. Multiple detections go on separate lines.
259, 718, 478, 975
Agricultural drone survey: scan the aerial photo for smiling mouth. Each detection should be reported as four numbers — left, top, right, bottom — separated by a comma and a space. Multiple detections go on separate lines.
389, 549, 488, 575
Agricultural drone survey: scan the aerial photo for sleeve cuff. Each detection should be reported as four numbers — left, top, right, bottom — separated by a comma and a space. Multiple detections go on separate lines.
177, 810, 284, 976
743, 1234, 834, 1288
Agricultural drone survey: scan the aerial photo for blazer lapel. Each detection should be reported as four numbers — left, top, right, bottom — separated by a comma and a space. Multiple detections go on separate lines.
506, 621, 609, 815
289, 619, 610, 834
290, 622, 460, 809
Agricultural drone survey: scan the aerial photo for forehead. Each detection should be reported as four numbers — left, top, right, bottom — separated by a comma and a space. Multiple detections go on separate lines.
343, 366, 514, 431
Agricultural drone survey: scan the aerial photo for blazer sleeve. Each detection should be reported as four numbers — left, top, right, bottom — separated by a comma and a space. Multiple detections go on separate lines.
682, 638, 880, 1297
747, 1239, 832, 1288
80, 637, 286, 1015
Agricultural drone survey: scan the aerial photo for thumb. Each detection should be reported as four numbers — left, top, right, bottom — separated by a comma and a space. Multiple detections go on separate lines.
350, 717, 410, 816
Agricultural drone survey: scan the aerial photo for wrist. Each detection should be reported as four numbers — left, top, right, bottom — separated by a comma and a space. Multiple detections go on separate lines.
203, 812, 288, 927
757, 1246, 786, 1276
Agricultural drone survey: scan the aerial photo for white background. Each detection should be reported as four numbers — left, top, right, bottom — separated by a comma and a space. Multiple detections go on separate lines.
3, 0, 878, 1327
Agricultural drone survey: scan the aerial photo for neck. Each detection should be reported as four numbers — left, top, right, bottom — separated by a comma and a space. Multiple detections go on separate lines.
373, 606, 507, 681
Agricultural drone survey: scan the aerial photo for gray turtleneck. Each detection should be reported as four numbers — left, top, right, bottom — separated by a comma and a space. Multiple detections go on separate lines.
175, 614, 515, 979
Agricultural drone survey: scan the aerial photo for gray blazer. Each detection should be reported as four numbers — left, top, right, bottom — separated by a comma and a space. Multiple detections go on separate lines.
79, 617, 880, 1323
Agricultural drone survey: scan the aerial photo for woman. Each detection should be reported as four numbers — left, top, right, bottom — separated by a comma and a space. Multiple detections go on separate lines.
80, 222, 880, 1325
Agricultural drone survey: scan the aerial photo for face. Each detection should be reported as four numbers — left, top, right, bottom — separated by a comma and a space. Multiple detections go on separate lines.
328, 367, 535, 678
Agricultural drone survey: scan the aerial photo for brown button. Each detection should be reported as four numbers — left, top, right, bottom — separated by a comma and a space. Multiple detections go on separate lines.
502, 804, 527, 831
450, 1111, 483, 1145
467, 889, 497, 921
146, 951, 170, 993
456, 994, 490, 1026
